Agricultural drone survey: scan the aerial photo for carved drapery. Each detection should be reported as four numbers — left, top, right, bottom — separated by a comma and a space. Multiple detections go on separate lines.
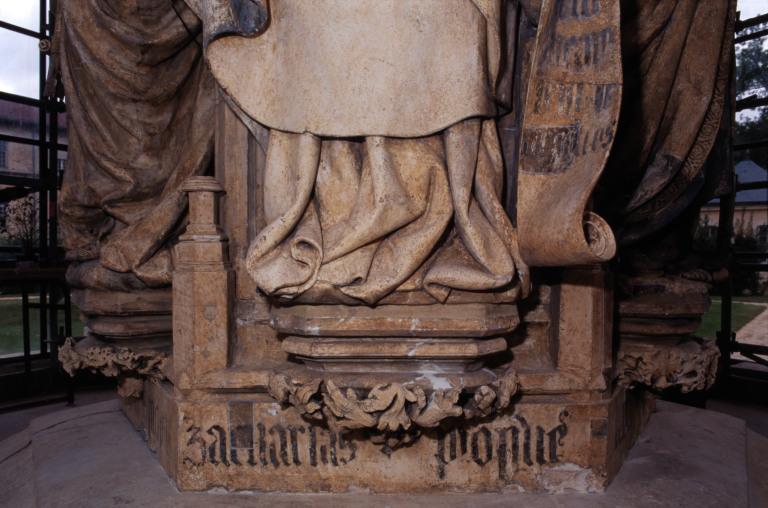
603, 0, 735, 397
52, 0, 215, 289
189, 0, 622, 305
602, 0, 735, 244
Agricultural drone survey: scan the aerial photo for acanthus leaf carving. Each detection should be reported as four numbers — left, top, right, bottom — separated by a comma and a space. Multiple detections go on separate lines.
58, 337, 168, 397
617, 337, 719, 393
267, 368, 520, 451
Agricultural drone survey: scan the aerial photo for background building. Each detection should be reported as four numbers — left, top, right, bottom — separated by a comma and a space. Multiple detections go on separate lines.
700, 159, 768, 247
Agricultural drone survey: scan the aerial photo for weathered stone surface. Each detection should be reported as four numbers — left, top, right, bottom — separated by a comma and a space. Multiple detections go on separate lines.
205, 0, 500, 138
3, 399, 757, 507
131, 382, 650, 494
53, 0, 214, 279
266, 368, 518, 441
271, 304, 520, 338
605, 0, 736, 400
516, 0, 621, 266
50, 0, 215, 344
617, 338, 720, 393
59, 337, 168, 397
54, 0, 735, 498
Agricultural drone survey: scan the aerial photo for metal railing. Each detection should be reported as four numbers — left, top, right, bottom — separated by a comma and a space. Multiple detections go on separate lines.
716, 11, 768, 379
0, 1, 76, 406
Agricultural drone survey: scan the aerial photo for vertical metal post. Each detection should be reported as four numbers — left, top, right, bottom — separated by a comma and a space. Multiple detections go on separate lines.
715, 19, 739, 382
64, 286, 72, 337
46, 0, 59, 259
39, 284, 47, 355
47, 282, 59, 356
717, 191, 735, 379
48, 108, 58, 257
22, 286, 31, 376
37, 0, 48, 262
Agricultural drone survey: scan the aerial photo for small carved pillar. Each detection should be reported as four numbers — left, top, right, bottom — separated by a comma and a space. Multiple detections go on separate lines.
172, 176, 232, 390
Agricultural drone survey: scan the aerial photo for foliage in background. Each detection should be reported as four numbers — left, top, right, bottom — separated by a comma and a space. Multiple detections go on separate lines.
0, 195, 38, 257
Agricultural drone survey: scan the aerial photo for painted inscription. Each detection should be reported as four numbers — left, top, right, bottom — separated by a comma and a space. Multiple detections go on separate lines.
541, 28, 615, 70
182, 403, 570, 483
533, 81, 619, 116
555, 0, 601, 20
521, 122, 615, 174
435, 410, 569, 480
182, 402, 357, 469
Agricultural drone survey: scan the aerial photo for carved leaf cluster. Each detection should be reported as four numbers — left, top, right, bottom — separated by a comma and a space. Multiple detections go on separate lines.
59, 337, 167, 383
617, 338, 719, 393
268, 369, 519, 438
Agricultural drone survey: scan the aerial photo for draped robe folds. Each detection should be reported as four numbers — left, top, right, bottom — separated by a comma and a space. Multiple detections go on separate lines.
187, 0, 620, 304
602, 0, 735, 245
54, 0, 215, 289
247, 119, 523, 305
192, 0, 525, 305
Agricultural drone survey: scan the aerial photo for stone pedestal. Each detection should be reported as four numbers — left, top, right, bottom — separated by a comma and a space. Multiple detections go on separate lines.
71, 288, 172, 349
4, 399, 759, 507
50, 0, 736, 498
128, 181, 650, 490
129, 380, 653, 493
275, 303, 516, 375
107, 106, 652, 493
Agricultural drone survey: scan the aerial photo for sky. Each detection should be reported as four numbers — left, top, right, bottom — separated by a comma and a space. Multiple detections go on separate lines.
0, 1, 41, 98
739, 0, 768, 19
0, 0, 767, 100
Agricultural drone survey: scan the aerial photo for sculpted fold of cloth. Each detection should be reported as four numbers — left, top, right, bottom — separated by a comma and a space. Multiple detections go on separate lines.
52, 0, 215, 289
187, 0, 622, 304
602, 0, 735, 245
246, 119, 524, 305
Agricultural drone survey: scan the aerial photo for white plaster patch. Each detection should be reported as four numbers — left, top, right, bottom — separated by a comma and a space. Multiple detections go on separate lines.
539, 462, 601, 494
416, 367, 453, 390
407, 340, 426, 357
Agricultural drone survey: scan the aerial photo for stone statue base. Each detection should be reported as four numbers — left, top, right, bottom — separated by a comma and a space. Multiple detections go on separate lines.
3, 399, 760, 505
114, 169, 652, 492
121, 380, 653, 493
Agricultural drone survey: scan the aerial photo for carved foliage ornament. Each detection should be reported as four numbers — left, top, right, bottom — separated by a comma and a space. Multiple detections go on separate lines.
59, 338, 167, 397
267, 369, 519, 441
617, 338, 719, 393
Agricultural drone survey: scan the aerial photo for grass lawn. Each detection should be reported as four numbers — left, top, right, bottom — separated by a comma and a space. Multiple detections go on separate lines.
728, 295, 768, 304
696, 299, 766, 339
0, 298, 84, 356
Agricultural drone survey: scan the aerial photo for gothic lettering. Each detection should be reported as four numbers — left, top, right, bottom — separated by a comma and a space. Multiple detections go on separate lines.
435, 411, 571, 480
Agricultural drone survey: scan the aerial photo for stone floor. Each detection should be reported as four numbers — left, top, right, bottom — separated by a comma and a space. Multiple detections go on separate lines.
733, 303, 768, 363
0, 390, 116, 441
1, 398, 765, 508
